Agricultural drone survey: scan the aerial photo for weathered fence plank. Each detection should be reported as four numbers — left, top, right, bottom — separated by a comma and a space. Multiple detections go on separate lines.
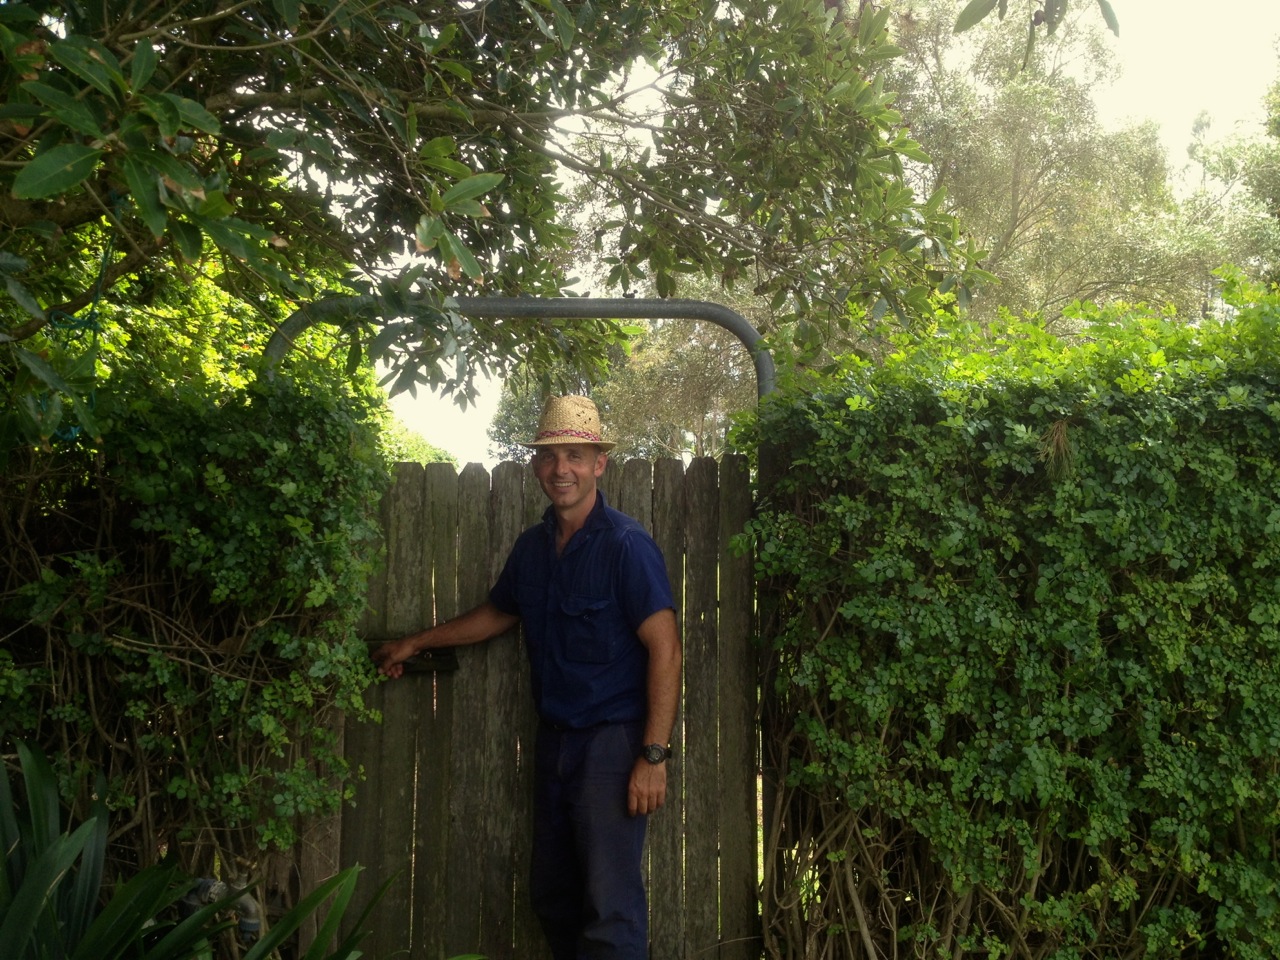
719, 454, 760, 957
343, 463, 426, 959
684, 457, 722, 952
515, 461, 550, 959
651, 458, 688, 956
415, 463, 458, 958
443, 464, 494, 954
479, 462, 529, 958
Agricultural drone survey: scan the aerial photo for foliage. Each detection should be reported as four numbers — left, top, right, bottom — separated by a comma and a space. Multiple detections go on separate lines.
592, 319, 757, 459
1, 742, 383, 960
888, 0, 1226, 324
741, 276, 1280, 958
1, 0, 983, 440
0, 365, 387, 881
488, 315, 757, 462
1186, 80, 1280, 290
380, 414, 458, 467
953, 0, 1119, 64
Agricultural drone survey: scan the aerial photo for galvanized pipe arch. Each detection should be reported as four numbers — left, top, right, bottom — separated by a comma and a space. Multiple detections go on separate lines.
262, 296, 776, 399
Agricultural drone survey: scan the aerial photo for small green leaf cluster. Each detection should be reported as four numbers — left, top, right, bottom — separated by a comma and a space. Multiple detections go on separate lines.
745, 275, 1280, 957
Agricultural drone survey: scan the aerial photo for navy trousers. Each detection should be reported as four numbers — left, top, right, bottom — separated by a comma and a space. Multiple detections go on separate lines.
530, 721, 649, 960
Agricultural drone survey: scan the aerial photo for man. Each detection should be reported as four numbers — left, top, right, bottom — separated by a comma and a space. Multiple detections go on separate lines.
372, 395, 682, 960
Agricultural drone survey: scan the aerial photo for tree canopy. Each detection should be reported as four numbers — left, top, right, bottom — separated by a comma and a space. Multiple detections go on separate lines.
887, 0, 1228, 323
2, 0, 985, 453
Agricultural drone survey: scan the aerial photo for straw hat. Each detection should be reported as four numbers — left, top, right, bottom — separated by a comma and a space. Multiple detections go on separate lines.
522, 395, 615, 451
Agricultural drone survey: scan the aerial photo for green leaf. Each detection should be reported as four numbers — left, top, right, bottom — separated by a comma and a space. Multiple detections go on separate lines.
440, 172, 504, 208
21, 80, 105, 138
122, 154, 168, 237
168, 220, 204, 260
129, 38, 157, 93
192, 216, 251, 260
5, 275, 45, 321
49, 37, 126, 102
424, 155, 474, 178
140, 93, 183, 139
516, 0, 556, 43
11, 144, 103, 199
134, 148, 204, 194
170, 94, 221, 135
242, 869, 361, 960
954, 0, 1000, 33
415, 215, 444, 252
438, 230, 484, 279
270, 0, 302, 28
68, 859, 189, 960
15, 347, 74, 394
1096, 0, 1119, 36
197, 190, 236, 218
420, 135, 456, 158
548, 0, 576, 47
0, 821, 99, 955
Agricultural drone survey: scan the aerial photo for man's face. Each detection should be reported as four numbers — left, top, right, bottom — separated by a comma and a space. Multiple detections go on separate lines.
531, 443, 606, 513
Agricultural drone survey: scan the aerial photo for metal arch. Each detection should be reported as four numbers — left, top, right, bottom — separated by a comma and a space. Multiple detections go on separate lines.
452, 297, 776, 399
262, 296, 776, 399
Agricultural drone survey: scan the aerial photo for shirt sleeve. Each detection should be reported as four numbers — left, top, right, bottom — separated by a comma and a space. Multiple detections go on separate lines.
488, 540, 523, 615
616, 528, 676, 631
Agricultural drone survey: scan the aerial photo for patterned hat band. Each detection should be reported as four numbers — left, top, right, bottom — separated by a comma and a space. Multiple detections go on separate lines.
521, 395, 616, 451
535, 428, 605, 443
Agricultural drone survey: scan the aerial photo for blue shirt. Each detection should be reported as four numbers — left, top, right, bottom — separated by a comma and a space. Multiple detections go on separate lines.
489, 492, 675, 729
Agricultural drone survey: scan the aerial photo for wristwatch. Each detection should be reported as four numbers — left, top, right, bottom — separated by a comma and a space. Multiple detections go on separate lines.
641, 743, 672, 764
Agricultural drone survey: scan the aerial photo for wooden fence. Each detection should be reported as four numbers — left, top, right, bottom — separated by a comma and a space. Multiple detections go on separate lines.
321, 455, 760, 959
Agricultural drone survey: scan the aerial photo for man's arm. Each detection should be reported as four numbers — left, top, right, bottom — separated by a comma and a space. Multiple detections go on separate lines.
371, 601, 519, 679
628, 607, 682, 816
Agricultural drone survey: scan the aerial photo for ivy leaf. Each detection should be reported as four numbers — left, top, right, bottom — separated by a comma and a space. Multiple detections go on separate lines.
11, 144, 103, 199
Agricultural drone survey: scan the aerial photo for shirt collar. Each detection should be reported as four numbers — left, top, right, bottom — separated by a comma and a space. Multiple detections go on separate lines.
540, 489, 614, 539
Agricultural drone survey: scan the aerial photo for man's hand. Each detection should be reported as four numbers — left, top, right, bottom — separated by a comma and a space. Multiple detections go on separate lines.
370, 603, 521, 680
370, 636, 420, 679
628, 758, 667, 816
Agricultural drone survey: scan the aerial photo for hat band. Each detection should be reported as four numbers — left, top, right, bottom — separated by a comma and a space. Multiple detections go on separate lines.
535, 428, 604, 443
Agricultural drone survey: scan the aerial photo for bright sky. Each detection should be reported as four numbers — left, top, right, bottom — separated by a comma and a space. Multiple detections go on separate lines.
391, 0, 1280, 468
1099, 0, 1280, 164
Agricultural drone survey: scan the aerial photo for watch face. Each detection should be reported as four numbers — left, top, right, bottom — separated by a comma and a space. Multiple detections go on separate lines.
643, 744, 667, 764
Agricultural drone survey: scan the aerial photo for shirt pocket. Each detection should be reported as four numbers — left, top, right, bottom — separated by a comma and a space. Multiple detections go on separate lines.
559, 594, 618, 663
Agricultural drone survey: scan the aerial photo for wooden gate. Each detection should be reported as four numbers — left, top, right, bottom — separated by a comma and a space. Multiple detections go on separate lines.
331, 455, 760, 959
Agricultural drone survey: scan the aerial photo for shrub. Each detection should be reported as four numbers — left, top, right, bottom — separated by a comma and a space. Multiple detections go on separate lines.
743, 277, 1280, 958
1, 371, 386, 879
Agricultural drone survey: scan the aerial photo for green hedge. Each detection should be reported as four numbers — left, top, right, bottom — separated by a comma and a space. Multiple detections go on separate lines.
1, 371, 385, 876
743, 277, 1280, 958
